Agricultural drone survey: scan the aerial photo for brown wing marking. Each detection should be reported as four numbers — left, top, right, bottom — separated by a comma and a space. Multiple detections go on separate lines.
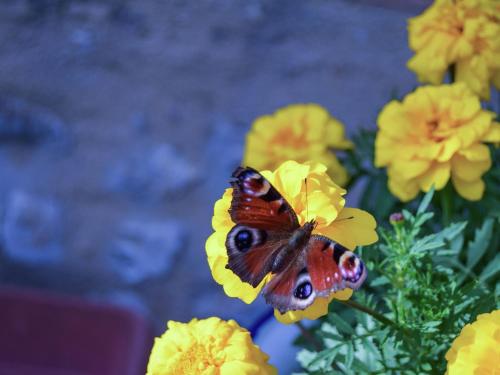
229, 167, 299, 231
261, 236, 367, 314
261, 258, 315, 314
226, 224, 287, 287
306, 235, 367, 295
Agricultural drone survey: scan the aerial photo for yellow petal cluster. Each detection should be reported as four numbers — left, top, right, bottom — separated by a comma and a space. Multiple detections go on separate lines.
205, 160, 378, 324
407, 0, 500, 99
375, 83, 500, 201
243, 104, 353, 186
445, 309, 500, 375
147, 317, 276, 375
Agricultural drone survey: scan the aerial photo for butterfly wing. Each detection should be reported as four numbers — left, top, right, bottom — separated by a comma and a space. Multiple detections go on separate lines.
228, 167, 299, 231
225, 167, 299, 287
262, 235, 367, 314
262, 257, 310, 313
306, 235, 366, 294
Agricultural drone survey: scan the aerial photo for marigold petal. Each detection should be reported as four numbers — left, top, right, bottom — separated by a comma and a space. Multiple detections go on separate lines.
147, 317, 276, 375
458, 143, 491, 161
271, 161, 311, 199
438, 137, 461, 162
206, 233, 264, 304
320, 208, 378, 250
481, 122, 500, 143
417, 162, 451, 191
326, 118, 354, 150
391, 158, 432, 179
387, 172, 420, 202
243, 104, 352, 185
445, 310, 500, 375
220, 361, 275, 375
451, 154, 491, 182
452, 175, 485, 201
377, 101, 412, 139
274, 289, 353, 324
456, 57, 491, 100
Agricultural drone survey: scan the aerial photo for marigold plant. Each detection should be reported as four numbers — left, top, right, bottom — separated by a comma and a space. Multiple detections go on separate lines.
243, 104, 353, 186
375, 83, 500, 202
205, 160, 378, 324
445, 309, 500, 375
146, 317, 276, 375
407, 0, 500, 99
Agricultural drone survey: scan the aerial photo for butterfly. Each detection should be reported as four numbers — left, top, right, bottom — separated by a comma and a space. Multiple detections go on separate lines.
225, 166, 367, 314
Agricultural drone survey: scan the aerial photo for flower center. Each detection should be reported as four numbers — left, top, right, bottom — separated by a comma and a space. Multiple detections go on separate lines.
271, 126, 309, 149
426, 119, 445, 142
172, 341, 225, 373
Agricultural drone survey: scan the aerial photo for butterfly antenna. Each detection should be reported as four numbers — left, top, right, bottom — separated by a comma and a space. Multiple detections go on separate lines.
304, 178, 309, 222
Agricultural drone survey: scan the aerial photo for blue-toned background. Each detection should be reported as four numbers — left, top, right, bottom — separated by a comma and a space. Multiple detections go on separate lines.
0, 0, 429, 372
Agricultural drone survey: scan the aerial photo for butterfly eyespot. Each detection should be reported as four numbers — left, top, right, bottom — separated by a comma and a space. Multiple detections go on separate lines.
294, 281, 313, 300
235, 229, 253, 252
348, 256, 356, 266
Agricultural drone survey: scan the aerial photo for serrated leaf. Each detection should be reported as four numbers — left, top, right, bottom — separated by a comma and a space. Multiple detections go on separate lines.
480, 253, 500, 282
411, 239, 444, 253
436, 222, 467, 241
417, 186, 435, 215
402, 209, 413, 221
328, 313, 355, 335
307, 347, 342, 371
345, 341, 354, 368
449, 233, 465, 254
370, 275, 390, 287
351, 357, 372, 372
414, 212, 434, 227
467, 218, 494, 269
296, 349, 315, 369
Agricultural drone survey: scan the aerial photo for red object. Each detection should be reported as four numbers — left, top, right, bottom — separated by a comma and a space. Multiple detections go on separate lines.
0, 287, 153, 375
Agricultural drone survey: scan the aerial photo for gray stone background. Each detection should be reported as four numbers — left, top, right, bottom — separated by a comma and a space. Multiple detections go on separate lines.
0, 0, 431, 368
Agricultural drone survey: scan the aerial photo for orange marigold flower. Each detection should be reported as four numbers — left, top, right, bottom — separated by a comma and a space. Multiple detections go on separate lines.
375, 83, 500, 202
243, 104, 353, 186
146, 317, 276, 375
445, 309, 500, 374
205, 161, 378, 324
407, 0, 500, 99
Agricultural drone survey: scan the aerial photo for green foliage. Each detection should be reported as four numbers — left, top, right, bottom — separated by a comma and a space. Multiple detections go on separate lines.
296, 189, 498, 374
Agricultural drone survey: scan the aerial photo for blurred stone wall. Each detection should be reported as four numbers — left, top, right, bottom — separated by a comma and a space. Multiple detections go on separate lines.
0, 0, 428, 332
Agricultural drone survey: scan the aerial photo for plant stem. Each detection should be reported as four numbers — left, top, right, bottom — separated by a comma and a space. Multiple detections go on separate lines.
295, 321, 322, 351
439, 184, 453, 226
338, 299, 398, 328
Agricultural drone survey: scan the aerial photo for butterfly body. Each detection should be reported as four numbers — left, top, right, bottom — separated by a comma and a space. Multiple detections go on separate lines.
270, 220, 314, 274
225, 167, 366, 313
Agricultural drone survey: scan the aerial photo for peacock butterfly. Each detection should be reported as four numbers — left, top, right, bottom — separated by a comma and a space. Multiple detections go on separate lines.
225, 166, 367, 314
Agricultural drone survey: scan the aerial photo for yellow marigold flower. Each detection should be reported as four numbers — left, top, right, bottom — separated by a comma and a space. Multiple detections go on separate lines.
407, 0, 500, 99
445, 309, 500, 375
243, 104, 353, 186
205, 160, 378, 324
146, 317, 276, 375
375, 83, 500, 202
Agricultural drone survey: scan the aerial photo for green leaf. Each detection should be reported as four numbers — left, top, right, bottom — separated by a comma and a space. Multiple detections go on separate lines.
345, 341, 354, 368
466, 218, 494, 270
370, 275, 391, 287
307, 347, 342, 371
414, 212, 434, 227
480, 253, 500, 282
410, 236, 444, 253
436, 222, 467, 242
296, 349, 316, 369
328, 313, 355, 335
417, 186, 435, 215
